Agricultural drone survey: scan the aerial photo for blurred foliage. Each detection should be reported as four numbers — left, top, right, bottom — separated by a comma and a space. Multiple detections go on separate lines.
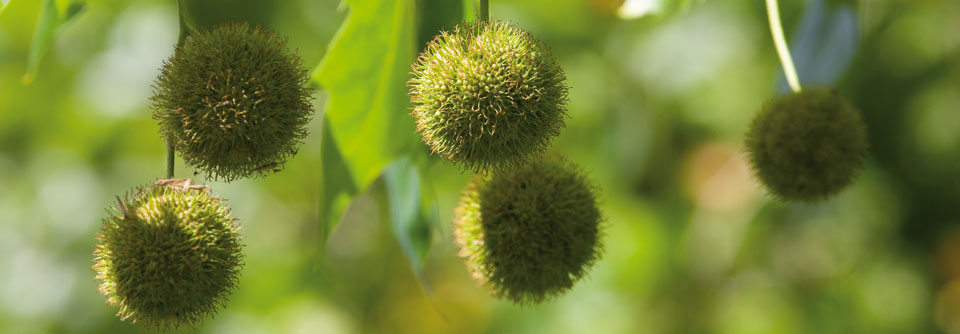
0, 0, 958, 333
21, 0, 85, 84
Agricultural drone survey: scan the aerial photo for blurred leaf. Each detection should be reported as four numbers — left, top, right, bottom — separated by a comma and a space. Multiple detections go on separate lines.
777, 0, 859, 92
313, 0, 460, 247
311, 0, 419, 200
319, 117, 359, 247
381, 156, 432, 276
0, 0, 10, 16
380, 156, 446, 319
21, 0, 86, 84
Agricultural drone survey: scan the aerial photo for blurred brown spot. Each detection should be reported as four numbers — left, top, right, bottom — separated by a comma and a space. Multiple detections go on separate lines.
937, 229, 960, 280
682, 142, 756, 211
936, 280, 960, 333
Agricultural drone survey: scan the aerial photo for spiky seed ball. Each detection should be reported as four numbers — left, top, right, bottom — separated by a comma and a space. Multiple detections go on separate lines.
745, 87, 869, 202
152, 22, 313, 182
409, 20, 569, 173
454, 156, 602, 304
93, 179, 243, 329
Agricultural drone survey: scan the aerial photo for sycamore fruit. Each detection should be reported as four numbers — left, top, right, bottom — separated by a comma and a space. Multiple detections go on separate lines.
745, 87, 869, 202
93, 179, 243, 329
152, 22, 313, 182
409, 20, 569, 172
454, 156, 602, 304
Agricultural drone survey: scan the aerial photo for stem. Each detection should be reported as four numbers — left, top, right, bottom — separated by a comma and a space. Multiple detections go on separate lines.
166, 138, 175, 179
167, 0, 194, 179
176, 0, 197, 40
765, 0, 801, 93
478, 0, 488, 22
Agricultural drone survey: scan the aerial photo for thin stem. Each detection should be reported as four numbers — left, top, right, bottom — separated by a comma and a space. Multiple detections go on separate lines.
765, 0, 801, 93
478, 0, 488, 22
176, 0, 197, 41
166, 137, 175, 179
167, 0, 193, 179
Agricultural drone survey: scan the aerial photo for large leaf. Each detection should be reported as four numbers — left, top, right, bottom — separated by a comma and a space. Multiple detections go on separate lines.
311, 0, 419, 244
311, 0, 460, 242
312, 0, 419, 193
311, 0, 461, 298
21, 0, 86, 84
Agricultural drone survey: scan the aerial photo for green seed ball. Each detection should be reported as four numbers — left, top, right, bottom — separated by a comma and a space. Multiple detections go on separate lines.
454, 156, 602, 304
93, 180, 243, 329
745, 87, 869, 202
409, 20, 569, 173
152, 22, 314, 182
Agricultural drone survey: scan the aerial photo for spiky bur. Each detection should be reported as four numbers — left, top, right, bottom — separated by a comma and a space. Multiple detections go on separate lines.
152, 22, 314, 182
93, 179, 243, 329
745, 87, 869, 202
454, 156, 602, 304
409, 20, 569, 173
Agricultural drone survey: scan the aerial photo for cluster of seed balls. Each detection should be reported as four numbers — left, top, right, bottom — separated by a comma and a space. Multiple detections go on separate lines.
94, 22, 314, 329
410, 19, 604, 304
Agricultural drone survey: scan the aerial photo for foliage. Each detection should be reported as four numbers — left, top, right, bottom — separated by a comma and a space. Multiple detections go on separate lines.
311, 0, 460, 280
93, 180, 243, 330
21, 0, 86, 84
310, 0, 420, 243
152, 22, 314, 182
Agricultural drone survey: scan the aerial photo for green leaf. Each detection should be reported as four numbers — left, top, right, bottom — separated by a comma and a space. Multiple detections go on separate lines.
379, 156, 445, 318
311, 0, 419, 194
21, 0, 86, 84
381, 156, 432, 275
319, 117, 359, 246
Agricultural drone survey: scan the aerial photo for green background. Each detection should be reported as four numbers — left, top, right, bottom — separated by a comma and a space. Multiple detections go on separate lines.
0, 0, 958, 332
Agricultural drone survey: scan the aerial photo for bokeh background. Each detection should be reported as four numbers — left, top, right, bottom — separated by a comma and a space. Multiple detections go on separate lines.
1, 0, 958, 332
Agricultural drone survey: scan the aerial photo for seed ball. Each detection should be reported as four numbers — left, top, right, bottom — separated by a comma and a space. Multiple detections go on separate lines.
745, 87, 869, 202
93, 179, 243, 329
454, 156, 602, 304
409, 20, 569, 173
152, 22, 314, 182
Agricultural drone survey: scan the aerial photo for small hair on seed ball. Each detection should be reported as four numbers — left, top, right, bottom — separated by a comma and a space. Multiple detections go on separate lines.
745, 87, 869, 203
93, 179, 243, 329
152, 22, 314, 182
409, 20, 569, 173
454, 156, 603, 304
